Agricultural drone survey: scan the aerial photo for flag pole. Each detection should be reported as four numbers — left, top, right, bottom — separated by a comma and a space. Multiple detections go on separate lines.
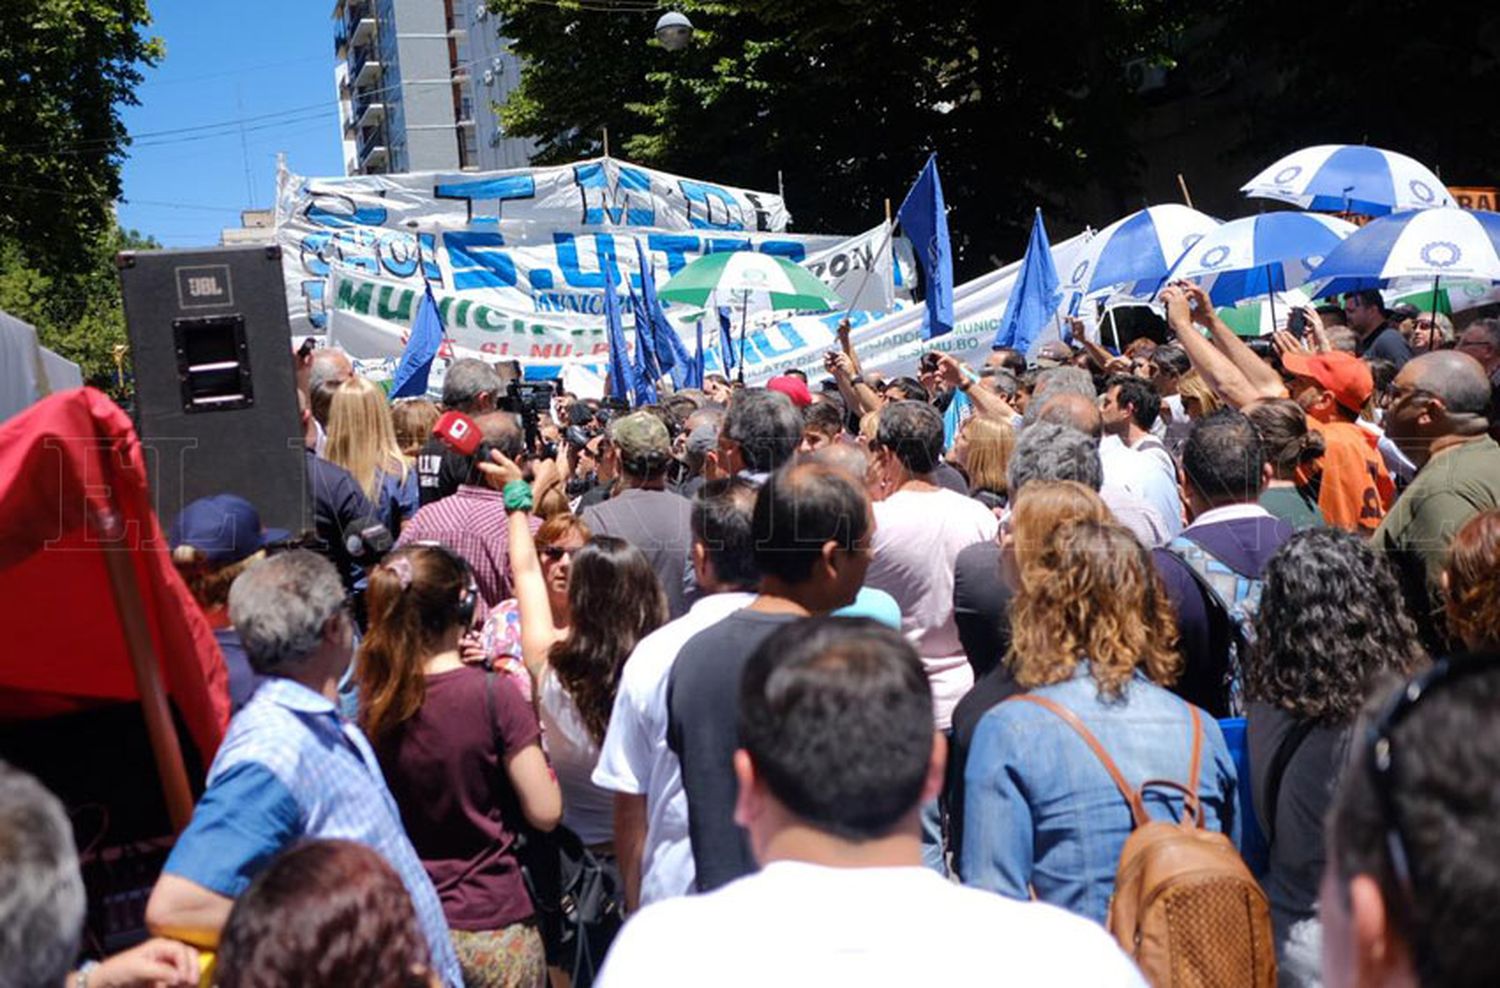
1266, 264, 1277, 333
737, 292, 749, 385
841, 198, 896, 324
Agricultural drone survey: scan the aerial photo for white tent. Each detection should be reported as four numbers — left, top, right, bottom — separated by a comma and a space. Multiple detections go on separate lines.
0, 309, 84, 422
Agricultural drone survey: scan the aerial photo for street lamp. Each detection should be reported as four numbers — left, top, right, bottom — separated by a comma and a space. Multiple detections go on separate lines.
654, 11, 694, 51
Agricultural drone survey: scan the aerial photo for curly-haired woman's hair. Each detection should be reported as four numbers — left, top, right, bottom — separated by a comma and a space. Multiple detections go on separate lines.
960, 415, 1016, 499
215, 839, 433, 988
1007, 497, 1181, 697
1246, 528, 1426, 724
549, 536, 667, 744
1246, 398, 1326, 481
357, 544, 474, 744
1446, 509, 1500, 651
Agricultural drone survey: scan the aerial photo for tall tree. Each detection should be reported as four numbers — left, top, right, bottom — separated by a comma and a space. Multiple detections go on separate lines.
0, 0, 162, 275
0, 226, 160, 393
491, 0, 1176, 273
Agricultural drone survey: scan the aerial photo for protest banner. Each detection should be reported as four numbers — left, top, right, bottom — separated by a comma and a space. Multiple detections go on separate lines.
276, 159, 911, 337
326, 233, 1090, 391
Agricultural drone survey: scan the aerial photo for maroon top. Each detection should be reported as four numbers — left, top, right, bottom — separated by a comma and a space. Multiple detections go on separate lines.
376, 665, 542, 931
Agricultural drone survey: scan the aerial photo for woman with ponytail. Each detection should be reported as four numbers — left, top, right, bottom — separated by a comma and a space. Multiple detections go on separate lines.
1246, 398, 1327, 529
358, 543, 562, 988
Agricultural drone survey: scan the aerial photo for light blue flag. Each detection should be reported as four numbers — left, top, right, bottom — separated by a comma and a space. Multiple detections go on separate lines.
603, 251, 633, 403
993, 208, 1062, 355
389, 283, 444, 399
942, 385, 973, 451
897, 154, 954, 340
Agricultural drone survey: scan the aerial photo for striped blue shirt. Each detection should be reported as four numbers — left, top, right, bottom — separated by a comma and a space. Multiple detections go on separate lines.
163, 677, 463, 986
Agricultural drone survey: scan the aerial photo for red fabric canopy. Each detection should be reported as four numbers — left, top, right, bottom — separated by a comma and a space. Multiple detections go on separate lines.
0, 387, 229, 766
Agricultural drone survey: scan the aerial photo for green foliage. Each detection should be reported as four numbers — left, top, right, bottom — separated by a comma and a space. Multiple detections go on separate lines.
1203, 1, 1500, 188
0, 0, 162, 275
0, 226, 159, 394
489, 0, 1178, 272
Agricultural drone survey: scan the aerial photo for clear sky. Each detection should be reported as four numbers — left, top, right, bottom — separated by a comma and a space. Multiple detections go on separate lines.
117, 0, 347, 247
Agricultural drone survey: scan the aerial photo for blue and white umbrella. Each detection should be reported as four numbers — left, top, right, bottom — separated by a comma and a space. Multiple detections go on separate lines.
1240, 145, 1453, 216
1304, 207, 1500, 297
1061, 204, 1220, 300
1164, 212, 1356, 307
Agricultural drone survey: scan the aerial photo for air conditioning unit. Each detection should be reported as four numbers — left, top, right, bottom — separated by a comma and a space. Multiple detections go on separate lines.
483, 69, 495, 85
476, 6, 487, 19
1124, 58, 1168, 94
492, 56, 504, 72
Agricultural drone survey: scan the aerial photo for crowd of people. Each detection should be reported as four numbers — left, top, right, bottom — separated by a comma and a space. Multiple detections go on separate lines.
5, 286, 1500, 988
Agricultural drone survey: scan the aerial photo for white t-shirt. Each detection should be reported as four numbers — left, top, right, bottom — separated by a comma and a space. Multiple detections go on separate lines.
1100, 435, 1183, 539
592, 592, 755, 905
866, 487, 999, 730
538, 667, 614, 846
597, 860, 1148, 988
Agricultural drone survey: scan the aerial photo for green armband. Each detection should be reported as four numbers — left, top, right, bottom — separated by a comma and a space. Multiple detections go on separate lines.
502, 479, 534, 513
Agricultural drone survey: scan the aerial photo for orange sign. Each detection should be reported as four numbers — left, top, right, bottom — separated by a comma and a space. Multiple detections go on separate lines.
1449, 186, 1499, 211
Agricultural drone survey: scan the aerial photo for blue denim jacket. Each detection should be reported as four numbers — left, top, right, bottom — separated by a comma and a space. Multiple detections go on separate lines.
960, 663, 1240, 924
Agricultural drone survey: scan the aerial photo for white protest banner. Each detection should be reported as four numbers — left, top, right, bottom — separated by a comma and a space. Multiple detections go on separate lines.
802, 221, 895, 312
277, 157, 802, 333
324, 233, 1091, 390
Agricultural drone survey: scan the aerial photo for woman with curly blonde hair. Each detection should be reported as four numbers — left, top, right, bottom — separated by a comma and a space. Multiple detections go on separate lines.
960, 498, 1239, 923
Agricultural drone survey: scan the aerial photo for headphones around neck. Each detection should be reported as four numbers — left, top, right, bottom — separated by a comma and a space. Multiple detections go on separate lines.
408, 541, 479, 628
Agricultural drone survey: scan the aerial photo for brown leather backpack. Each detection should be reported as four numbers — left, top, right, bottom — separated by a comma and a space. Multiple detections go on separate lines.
1011, 695, 1276, 988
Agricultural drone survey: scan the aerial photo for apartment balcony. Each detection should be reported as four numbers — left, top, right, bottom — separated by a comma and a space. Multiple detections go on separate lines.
359, 138, 389, 171
354, 96, 385, 130
349, 15, 376, 46
351, 45, 382, 87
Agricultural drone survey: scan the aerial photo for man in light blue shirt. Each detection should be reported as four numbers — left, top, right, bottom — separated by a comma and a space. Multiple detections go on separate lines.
145, 550, 462, 986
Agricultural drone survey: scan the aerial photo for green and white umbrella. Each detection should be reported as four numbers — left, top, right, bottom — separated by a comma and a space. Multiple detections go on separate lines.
1383, 277, 1500, 316
1215, 289, 1312, 338
657, 251, 843, 311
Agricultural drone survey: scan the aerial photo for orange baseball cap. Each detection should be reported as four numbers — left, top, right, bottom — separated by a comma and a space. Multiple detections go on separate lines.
1280, 350, 1373, 414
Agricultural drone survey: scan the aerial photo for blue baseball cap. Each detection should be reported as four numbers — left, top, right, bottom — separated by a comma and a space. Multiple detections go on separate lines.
169, 494, 289, 565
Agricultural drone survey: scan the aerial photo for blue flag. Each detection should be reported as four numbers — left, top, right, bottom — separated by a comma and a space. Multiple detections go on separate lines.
628, 280, 664, 389
718, 306, 736, 372
897, 154, 954, 340
993, 208, 1062, 355
634, 239, 692, 386
685, 318, 705, 389
631, 312, 660, 405
602, 252, 633, 403
389, 283, 444, 399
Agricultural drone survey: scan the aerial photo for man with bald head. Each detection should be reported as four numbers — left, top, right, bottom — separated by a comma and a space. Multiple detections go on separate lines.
396, 410, 535, 606
1374, 350, 1500, 650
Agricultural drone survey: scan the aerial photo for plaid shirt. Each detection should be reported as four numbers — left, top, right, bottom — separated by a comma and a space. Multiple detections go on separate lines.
396, 484, 536, 607
163, 678, 463, 986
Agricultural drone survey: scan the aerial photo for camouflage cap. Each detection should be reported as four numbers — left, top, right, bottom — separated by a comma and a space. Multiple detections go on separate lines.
608, 411, 673, 471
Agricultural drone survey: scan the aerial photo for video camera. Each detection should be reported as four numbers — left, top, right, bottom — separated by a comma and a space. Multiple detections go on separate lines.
497, 380, 555, 456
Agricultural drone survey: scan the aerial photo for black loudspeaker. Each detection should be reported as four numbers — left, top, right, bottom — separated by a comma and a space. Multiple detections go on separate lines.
118, 245, 307, 538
